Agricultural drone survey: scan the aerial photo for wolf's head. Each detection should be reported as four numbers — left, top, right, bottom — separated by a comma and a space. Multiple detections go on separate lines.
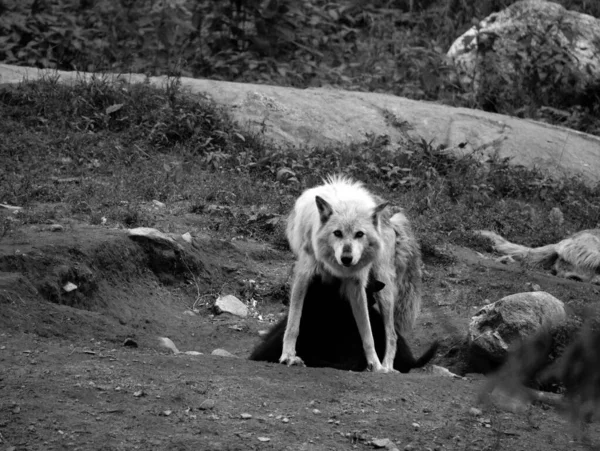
314, 195, 387, 277
552, 258, 600, 285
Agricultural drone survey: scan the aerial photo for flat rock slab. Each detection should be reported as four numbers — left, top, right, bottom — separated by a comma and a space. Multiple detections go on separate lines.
2, 63, 599, 185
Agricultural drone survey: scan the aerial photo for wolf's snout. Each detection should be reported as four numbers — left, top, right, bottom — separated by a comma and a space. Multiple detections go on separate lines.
341, 256, 353, 266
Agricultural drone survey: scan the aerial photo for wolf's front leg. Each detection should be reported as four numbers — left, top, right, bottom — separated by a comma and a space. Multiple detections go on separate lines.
377, 289, 398, 372
280, 262, 311, 367
343, 279, 386, 373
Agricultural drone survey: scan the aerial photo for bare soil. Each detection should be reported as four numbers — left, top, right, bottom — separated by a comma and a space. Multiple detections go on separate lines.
1, 210, 599, 451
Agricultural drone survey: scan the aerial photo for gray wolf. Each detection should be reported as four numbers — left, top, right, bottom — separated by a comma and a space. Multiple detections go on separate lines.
249, 274, 438, 372
280, 175, 422, 372
478, 229, 600, 284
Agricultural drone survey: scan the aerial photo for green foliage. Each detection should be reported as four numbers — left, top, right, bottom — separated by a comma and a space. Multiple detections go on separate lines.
2, 0, 600, 135
472, 15, 600, 135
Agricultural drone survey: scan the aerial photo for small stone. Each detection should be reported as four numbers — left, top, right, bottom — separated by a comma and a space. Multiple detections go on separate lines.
372, 438, 393, 448
240, 413, 252, 419
0, 203, 22, 212
211, 348, 236, 358
199, 399, 216, 410
181, 232, 193, 243
49, 224, 64, 232
62, 282, 78, 293
214, 295, 248, 318
257, 437, 270, 442
412, 422, 420, 430
127, 228, 177, 247
152, 200, 166, 208
133, 390, 144, 397
469, 407, 482, 416
525, 282, 542, 292
312, 409, 321, 414
428, 365, 461, 378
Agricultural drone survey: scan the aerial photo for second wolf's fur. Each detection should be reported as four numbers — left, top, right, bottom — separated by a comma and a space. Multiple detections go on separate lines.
479, 229, 600, 284
281, 175, 422, 372
250, 274, 437, 372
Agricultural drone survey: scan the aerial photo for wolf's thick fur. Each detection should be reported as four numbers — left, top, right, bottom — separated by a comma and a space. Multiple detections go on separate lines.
479, 229, 600, 284
281, 175, 422, 372
250, 274, 437, 372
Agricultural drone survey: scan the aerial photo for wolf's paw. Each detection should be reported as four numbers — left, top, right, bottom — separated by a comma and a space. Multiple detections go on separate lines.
279, 354, 305, 367
366, 362, 387, 373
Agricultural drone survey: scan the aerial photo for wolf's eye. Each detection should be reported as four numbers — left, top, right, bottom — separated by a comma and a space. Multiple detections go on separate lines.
355, 231, 365, 238
333, 230, 343, 238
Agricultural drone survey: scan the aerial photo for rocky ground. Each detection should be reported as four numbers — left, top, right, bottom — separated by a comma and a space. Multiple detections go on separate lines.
1, 210, 599, 451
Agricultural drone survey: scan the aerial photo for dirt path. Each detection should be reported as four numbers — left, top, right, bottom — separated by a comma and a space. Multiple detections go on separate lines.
1, 221, 599, 450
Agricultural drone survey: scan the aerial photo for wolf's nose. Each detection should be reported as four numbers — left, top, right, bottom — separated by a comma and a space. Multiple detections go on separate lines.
341, 256, 353, 266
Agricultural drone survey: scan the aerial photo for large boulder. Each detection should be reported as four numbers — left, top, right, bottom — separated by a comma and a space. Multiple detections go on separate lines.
447, 0, 600, 92
468, 291, 566, 372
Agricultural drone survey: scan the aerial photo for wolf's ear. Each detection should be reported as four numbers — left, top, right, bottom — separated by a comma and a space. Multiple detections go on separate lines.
372, 202, 389, 227
315, 196, 333, 224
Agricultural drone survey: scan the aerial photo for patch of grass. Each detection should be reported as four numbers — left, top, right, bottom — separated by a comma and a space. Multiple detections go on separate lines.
1, 77, 599, 252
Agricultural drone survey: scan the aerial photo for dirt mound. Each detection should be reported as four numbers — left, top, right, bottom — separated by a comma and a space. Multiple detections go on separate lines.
0, 224, 288, 351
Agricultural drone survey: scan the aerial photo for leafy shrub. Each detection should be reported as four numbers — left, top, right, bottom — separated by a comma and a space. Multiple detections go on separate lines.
2, 0, 600, 135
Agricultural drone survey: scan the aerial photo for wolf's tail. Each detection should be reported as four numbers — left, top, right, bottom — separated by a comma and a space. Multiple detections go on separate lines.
478, 230, 558, 268
394, 335, 439, 373
248, 320, 285, 362
389, 212, 422, 334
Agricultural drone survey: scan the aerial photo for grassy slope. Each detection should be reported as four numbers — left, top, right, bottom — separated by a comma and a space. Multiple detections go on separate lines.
1, 77, 599, 257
